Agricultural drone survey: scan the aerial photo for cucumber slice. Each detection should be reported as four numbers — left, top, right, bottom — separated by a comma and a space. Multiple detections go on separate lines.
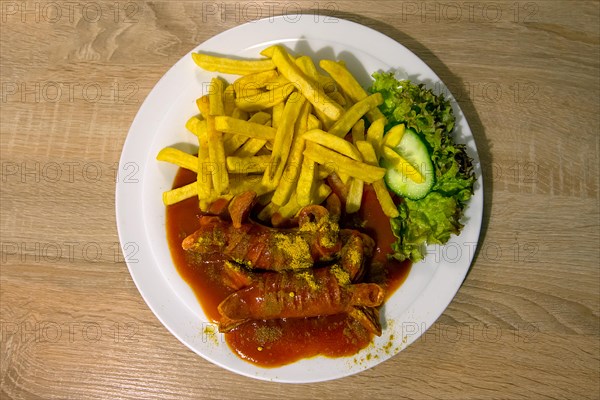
382, 128, 435, 200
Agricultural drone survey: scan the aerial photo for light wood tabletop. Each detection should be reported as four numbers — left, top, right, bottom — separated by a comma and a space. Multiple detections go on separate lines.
1, 1, 599, 398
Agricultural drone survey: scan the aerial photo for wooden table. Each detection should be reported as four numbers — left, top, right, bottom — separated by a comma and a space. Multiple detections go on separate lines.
1, 1, 598, 398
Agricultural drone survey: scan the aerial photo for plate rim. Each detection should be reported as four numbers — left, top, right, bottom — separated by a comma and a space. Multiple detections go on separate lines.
116, 14, 483, 383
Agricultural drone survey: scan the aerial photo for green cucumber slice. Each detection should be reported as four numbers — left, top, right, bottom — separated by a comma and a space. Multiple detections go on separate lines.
382, 128, 435, 200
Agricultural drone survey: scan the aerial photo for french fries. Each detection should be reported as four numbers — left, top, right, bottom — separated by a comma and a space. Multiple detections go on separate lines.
262, 96, 306, 189
192, 53, 275, 74
271, 100, 311, 206
296, 157, 317, 206
328, 93, 383, 137
319, 59, 385, 122
197, 95, 229, 195
159, 45, 404, 223
270, 46, 344, 122
303, 129, 362, 161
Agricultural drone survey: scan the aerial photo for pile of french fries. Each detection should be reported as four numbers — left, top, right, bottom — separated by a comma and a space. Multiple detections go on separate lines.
157, 44, 405, 221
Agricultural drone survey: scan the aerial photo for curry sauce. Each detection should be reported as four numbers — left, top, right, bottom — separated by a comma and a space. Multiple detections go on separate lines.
166, 167, 411, 367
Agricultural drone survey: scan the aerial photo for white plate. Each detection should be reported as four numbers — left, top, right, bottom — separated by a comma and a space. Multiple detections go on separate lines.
116, 15, 483, 383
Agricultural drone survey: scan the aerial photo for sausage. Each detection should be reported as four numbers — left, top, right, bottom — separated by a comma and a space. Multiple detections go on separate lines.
218, 267, 384, 320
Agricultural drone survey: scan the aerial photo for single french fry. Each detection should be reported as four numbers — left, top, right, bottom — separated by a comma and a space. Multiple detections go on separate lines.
214, 116, 277, 140
382, 146, 425, 184
328, 93, 383, 137
197, 96, 229, 194
303, 142, 385, 183
199, 200, 209, 212
235, 84, 295, 111
270, 46, 343, 121
260, 45, 297, 60
259, 45, 278, 58
355, 140, 379, 164
163, 182, 197, 205
192, 52, 275, 75
226, 155, 270, 174
271, 101, 311, 206
223, 85, 236, 117
271, 101, 284, 129
351, 119, 365, 143
157, 147, 199, 172
311, 182, 332, 205
382, 124, 406, 148
233, 70, 279, 92
262, 96, 307, 189
319, 59, 385, 122
302, 129, 362, 161
185, 116, 207, 137
294, 55, 320, 79
346, 177, 364, 213
195, 97, 204, 115
208, 77, 226, 116
196, 146, 213, 201
372, 180, 399, 217
296, 156, 317, 206
195, 97, 214, 201
356, 140, 399, 218
366, 117, 386, 157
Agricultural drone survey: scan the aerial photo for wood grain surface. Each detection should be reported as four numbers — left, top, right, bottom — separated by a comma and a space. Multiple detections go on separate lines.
1, 1, 598, 398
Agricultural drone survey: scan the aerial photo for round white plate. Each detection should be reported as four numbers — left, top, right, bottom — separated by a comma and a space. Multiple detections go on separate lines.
116, 15, 483, 383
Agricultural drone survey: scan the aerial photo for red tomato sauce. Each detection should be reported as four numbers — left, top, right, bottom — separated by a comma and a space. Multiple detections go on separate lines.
165, 168, 411, 367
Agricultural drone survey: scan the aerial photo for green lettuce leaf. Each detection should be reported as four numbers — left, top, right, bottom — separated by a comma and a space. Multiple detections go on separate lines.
370, 72, 475, 262
390, 193, 463, 262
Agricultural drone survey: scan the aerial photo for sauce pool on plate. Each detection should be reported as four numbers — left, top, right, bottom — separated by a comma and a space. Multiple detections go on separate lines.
166, 167, 411, 367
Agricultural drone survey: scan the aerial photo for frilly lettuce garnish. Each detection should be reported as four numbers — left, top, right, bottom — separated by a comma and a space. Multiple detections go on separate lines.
370, 72, 476, 262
